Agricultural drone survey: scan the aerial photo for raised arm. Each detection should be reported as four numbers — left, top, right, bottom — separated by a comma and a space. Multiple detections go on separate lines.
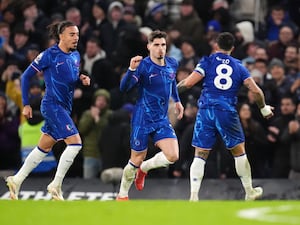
120, 56, 142, 92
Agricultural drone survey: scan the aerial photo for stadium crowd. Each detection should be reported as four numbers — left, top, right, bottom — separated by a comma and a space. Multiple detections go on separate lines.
0, 0, 300, 180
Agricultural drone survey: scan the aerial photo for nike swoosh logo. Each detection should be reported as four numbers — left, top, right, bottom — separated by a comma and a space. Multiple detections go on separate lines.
149, 74, 159, 78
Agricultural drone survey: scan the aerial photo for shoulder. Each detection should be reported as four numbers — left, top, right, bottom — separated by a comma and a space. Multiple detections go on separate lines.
71, 50, 80, 58
165, 56, 178, 67
230, 55, 243, 65
47, 44, 60, 54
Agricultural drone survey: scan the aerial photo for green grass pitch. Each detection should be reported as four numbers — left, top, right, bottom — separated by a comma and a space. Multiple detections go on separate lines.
1, 200, 299, 225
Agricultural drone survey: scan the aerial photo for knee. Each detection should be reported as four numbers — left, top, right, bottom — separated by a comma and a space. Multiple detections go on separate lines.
166, 153, 179, 163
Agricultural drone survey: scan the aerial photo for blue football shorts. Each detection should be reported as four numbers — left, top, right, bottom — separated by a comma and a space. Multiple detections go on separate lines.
40, 102, 79, 140
130, 120, 177, 151
192, 107, 245, 149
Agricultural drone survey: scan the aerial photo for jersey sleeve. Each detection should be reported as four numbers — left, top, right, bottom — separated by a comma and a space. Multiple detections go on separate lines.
21, 51, 50, 106
171, 78, 180, 102
194, 56, 207, 76
120, 61, 143, 92
239, 62, 251, 81
31, 51, 50, 72
170, 58, 180, 102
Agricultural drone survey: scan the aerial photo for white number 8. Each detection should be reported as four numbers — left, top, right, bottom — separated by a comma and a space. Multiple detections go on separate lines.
214, 64, 233, 90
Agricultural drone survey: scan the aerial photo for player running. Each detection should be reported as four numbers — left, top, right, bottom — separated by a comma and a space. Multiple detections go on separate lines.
177, 32, 274, 201
117, 30, 184, 200
6, 21, 90, 200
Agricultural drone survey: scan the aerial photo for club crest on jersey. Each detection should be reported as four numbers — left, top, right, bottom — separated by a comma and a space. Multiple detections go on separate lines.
134, 139, 141, 146
66, 124, 73, 131
34, 52, 44, 64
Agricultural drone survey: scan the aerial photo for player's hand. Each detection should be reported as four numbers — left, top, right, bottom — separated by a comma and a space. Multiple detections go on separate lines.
129, 56, 143, 70
80, 74, 90, 86
175, 101, 184, 120
260, 105, 274, 119
23, 105, 32, 119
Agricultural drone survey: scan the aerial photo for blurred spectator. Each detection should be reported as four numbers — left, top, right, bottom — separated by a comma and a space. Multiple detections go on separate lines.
267, 25, 297, 61
166, 29, 182, 62
99, 1, 126, 59
253, 46, 269, 61
230, 0, 267, 29
209, 3, 233, 33
25, 44, 40, 66
1, 2, 18, 30
86, 1, 108, 39
90, 51, 119, 91
267, 95, 296, 178
82, 37, 106, 76
109, 70, 138, 110
100, 106, 131, 170
232, 21, 255, 60
78, 89, 112, 179
250, 69, 264, 86
143, 1, 171, 31
17, 0, 50, 49
123, 5, 141, 27
0, 92, 21, 177
0, 21, 12, 63
238, 102, 270, 178
290, 78, 300, 104
170, 0, 204, 44
267, 58, 294, 113
263, 4, 298, 42
284, 102, 300, 179
5, 28, 31, 70
2, 62, 23, 122
283, 43, 300, 78
178, 37, 199, 71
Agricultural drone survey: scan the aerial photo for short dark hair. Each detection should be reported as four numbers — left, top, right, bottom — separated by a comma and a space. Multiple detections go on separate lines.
216, 32, 235, 51
148, 30, 167, 43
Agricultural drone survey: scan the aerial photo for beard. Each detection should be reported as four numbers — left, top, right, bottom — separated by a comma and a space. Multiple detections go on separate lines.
69, 43, 78, 52
157, 53, 164, 60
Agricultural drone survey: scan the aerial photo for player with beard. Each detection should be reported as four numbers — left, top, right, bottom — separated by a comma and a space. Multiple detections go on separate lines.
6, 21, 90, 201
117, 30, 184, 200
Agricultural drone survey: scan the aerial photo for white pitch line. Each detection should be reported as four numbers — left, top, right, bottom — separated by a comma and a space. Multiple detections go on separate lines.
237, 205, 300, 224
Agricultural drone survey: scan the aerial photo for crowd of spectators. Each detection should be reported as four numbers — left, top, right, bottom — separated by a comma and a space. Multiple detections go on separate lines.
0, 0, 300, 180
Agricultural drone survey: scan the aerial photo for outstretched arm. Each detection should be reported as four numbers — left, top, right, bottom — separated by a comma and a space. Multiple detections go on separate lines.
244, 77, 274, 119
177, 71, 203, 93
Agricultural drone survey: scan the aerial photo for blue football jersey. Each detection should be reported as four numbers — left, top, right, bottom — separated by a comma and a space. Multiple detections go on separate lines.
22, 44, 80, 113
194, 52, 250, 111
120, 56, 180, 125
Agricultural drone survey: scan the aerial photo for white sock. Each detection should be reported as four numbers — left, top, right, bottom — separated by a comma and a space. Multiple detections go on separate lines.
118, 162, 138, 197
235, 154, 253, 193
140, 152, 172, 172
14, 147, 48, 184
51, 144, 81, 187
190, 157, 206, 199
